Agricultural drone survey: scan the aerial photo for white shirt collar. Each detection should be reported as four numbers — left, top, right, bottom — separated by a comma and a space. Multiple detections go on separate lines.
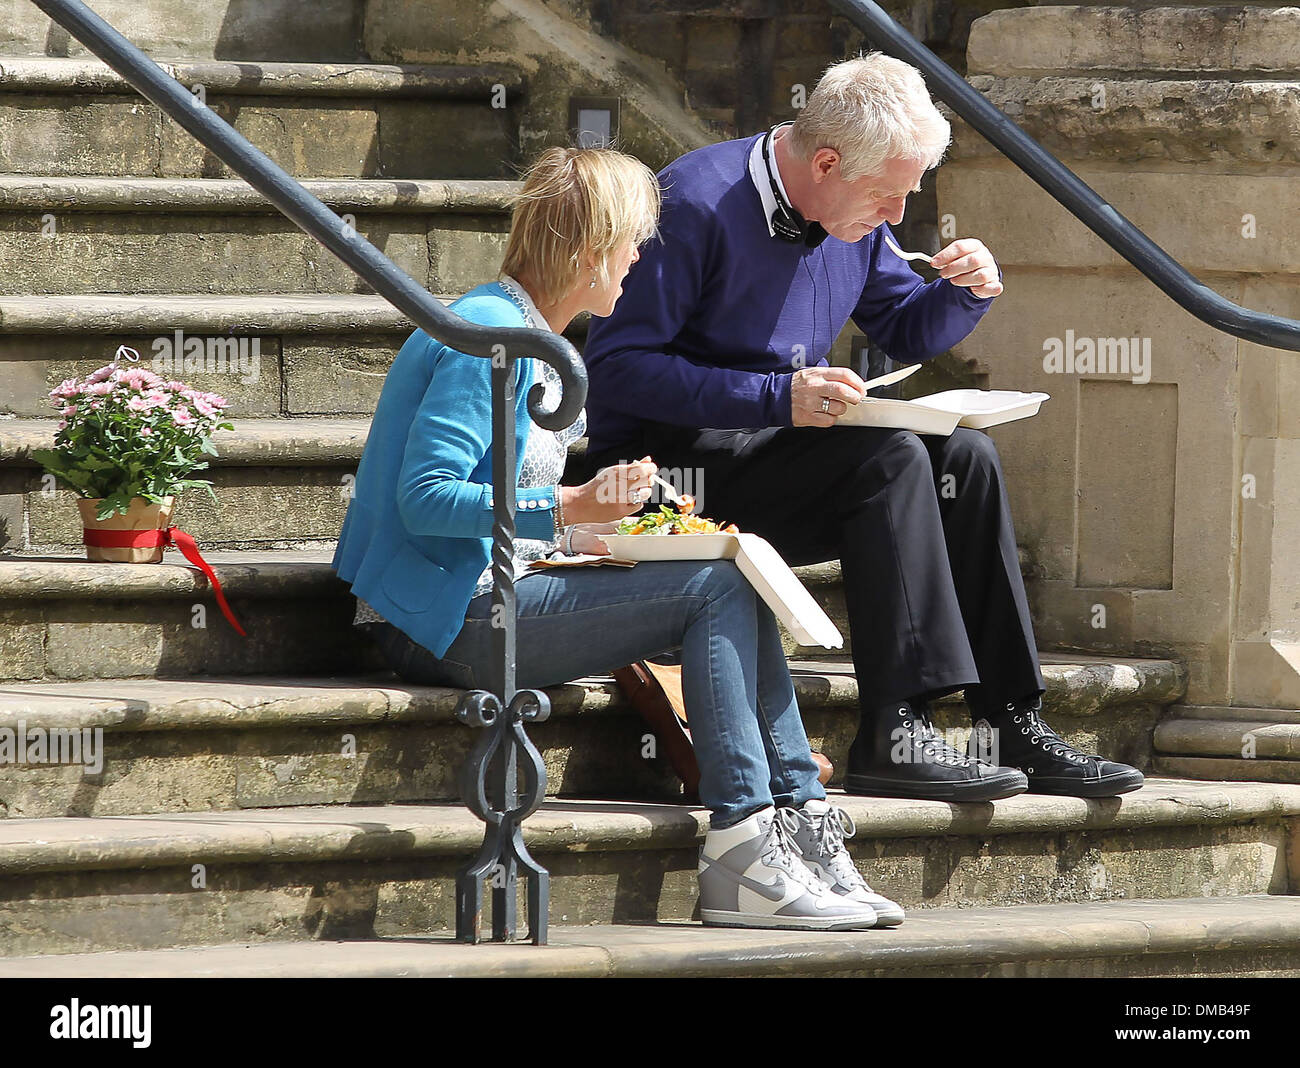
748, 121, 796, 238
497, 274, 552, 332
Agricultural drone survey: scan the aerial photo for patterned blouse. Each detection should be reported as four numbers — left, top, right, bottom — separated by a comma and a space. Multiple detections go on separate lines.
353, 275, 585, 627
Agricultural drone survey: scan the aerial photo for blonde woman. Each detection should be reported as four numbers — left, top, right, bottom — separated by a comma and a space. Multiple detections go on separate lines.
332, 146, 901, 931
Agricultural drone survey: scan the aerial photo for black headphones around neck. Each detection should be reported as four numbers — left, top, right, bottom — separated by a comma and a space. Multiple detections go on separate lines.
761, 123, 828, 249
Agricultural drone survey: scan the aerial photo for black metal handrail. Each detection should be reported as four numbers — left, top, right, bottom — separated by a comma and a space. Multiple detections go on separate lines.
32, 0, 571, 944
829, 0, 1300, 352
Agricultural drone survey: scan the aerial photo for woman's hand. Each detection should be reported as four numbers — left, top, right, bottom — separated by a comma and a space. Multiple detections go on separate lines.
567, 521, 619, 556
562, 456, 657, 524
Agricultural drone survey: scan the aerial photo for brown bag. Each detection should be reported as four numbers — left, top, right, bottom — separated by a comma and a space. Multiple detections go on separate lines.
611, 661, 833, 802
611, 661, 701, 801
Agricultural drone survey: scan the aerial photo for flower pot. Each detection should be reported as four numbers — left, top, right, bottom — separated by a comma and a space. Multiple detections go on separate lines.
77, 496, 175, 563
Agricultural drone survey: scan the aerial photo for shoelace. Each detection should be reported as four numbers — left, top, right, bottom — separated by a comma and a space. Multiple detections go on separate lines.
1014, 705, 1101, 768
768, 809, 829, 894
811, 806, 874, 894
906, 705, 975, 768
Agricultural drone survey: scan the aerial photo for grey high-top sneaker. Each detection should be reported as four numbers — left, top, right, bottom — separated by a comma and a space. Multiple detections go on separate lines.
698, 806, 878, 931
786, 799, 905, 927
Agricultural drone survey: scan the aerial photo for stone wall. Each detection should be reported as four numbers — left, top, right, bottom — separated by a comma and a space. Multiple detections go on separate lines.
572, 0, 1018, 133
938, 5, 1300, 708
550, 0, 1032, 258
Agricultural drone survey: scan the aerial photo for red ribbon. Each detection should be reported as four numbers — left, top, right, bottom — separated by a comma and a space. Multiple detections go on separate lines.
82, 525, 247, 637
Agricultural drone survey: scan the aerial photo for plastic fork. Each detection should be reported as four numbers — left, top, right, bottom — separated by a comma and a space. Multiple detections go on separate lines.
651, 472, 691, 508
883, 232, 935, 265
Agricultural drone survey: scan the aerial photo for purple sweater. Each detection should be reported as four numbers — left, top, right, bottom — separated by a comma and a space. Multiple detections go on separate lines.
582, 131, 999, 456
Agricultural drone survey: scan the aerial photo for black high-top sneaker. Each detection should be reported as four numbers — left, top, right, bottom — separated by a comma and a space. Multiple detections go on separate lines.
979, 696, 1145, 797
844, 698, 1028, 802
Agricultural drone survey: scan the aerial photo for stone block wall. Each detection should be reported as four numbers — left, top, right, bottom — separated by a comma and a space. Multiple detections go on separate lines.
564, 0, 1025, 257
939, 5, 1300, 708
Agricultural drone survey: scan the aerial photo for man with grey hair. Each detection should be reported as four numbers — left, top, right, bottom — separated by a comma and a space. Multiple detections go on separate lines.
583, 54, 1143, 817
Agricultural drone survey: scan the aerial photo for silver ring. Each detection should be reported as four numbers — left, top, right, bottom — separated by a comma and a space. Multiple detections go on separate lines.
820, 397, 832, 414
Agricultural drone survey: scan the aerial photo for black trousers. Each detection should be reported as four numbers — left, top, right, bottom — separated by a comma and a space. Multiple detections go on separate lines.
589, 423, 1045, 718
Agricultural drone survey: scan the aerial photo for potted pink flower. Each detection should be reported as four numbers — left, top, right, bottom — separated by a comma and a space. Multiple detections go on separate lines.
31, 350, 234, 563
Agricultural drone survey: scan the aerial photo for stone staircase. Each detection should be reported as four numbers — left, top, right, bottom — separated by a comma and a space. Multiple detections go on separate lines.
0, 0, 1296, 977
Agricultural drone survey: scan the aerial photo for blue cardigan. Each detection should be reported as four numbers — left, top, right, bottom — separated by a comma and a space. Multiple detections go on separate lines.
331, 281, 562, 658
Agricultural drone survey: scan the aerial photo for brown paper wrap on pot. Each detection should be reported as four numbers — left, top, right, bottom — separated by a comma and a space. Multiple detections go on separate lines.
77, 496, 175, 563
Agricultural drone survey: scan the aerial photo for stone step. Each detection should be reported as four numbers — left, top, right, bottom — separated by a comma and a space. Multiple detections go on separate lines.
2, 0, 371, 62
0, 420, 373, 553
969, 6, 1300, 80
4, 895, 1297, 977
1155, 756, 1300, 785
0, 414, 722, 553
0, 420, 580, 554
0, 544, 1151, 685
0, 293, 589, 419
953, 76, 1300, 170
1166, 704, 1300, 724
1156, 717, 1300, 760
0, 426, 1013, 639
0, 58, 524, 178
0, 779, 1291, 956
1153, 707, 1300, 783
0, 176, 515, 294
0, 651, 1182, 815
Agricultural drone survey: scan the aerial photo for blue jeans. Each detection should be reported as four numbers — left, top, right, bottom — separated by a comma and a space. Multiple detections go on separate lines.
367, 559, 825, 828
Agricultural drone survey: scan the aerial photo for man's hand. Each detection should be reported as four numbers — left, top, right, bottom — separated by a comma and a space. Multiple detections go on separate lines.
791, 366, 867, 427
931, 238, 1003, 299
